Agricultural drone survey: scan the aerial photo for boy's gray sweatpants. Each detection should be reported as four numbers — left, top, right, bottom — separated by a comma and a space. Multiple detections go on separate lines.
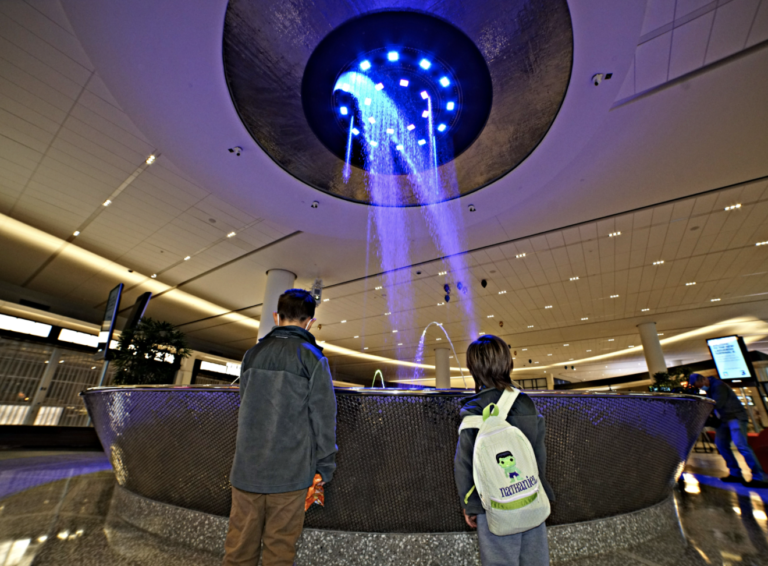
476, 515, 549, 566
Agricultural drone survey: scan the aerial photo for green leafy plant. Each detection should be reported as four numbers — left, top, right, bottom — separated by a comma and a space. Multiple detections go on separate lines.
112, 318, 191, 385
650, 367, 693, 392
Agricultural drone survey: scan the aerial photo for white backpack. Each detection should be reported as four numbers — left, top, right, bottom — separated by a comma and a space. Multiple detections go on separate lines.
459, 388, 550, 535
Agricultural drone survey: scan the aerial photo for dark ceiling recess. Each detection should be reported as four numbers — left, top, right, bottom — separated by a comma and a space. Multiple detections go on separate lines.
223, 0, 573, 206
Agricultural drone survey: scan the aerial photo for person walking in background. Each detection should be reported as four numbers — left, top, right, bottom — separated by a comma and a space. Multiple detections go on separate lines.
454, 335, 554, 566
689, 373, 768, 488
224, 289, 337, 566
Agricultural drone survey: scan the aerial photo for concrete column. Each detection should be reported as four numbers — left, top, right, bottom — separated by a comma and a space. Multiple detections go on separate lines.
175, 353, 197, 385
435, 348, 451, 389
257, 269, 297, 342
546, 373, 555, 391
23, 348, 61, 425
637, 322, 667, 378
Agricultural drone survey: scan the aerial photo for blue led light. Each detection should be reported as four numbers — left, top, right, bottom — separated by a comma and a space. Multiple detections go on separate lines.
370, 140, 378, 147
418, 139, 426, 146
360, 60, 371, 70
419, 59, 431, 69
437, 124, 447, 132
447, 101, 455, 110
439, 76, 450, 87
375, 83, 384, 91
386, 128, 394, 134
340, 106, 348, 116
420, 91, 428, 100
407, 124, 415, 131
368, 116, 376, 124
399, 79, 409, 87
364, 98, 372, 106
387, 51, 399, 61
341, 83, 351, 92
396, 144, 404, 151
351, 128, 360, 135
422, 110, 429, 118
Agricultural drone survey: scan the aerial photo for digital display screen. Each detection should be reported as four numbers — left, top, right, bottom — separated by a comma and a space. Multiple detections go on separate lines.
707, 335, 754, 381
97, 283, 123, 359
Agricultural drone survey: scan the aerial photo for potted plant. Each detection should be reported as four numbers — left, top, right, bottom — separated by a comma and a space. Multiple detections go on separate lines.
649, 367, 693, 393
112, 318, 191, 385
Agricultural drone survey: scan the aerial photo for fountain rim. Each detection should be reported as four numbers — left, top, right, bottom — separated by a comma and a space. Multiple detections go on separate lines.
81, 385, 714, 403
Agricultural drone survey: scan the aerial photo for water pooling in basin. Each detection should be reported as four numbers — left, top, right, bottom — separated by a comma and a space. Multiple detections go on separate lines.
333, 50, 480, 380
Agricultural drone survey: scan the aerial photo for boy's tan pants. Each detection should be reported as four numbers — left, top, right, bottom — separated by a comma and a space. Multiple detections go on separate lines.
223, 486, 306, 566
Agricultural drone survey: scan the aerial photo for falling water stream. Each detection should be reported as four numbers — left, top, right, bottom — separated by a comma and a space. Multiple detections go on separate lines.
334, 63, 477, 386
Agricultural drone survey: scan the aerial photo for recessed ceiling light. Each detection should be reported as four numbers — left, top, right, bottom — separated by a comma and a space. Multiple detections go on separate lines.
323, 298, 329, 302
418, 139, 427, 145
438, 271, 447, 276
685, 282, 696, 286
641, 308, 649, 312
544, 305, 552, 309
392, 330, 398, 333
73, 231, 80, 236
436, 337, 441, 341
184, 256, 191, 261
608, 231, 621, 237
711, 298, 721, 302
527, 325, 534, 328
420, 90, 429, 100
653, 260, 664, 265
103, 200, 112, 207
724, 204, 741, 211
360, 60, 371, 70
479, 332, 485, 335
608, 338, 614, 341
569, 276, 579, 281
407, 124, 415, 131
581, 317, 588, 321
548, 354, 552, 356
351, 128, 360, 135
354, 335, 359, 338
586, 349, 592, 352
610, 295, 619, 298
498, 290, 507, 294
364, 347, 369, 350
396, 144, 404, 151
341, 320, 347, 323
516, 253, 526, 258
628, 345, 634, 348
437, 302, 445, 306
419, 59, 431, 69
375, 286, 383, 290
145, 154, 157, 165
340, 106, 348, 115
227, 232, 236, 238
151, 274, 157, 278
386, 128, 394, 134
385, 312, 391, 316
439, 77, 450, 87
375, 83, 384, 90
756, 241, 768, 246
387, 51, 399, 61
447, 101, 455, 110
487, 315, 494, 318
522, 348, 527, 351
658, 333, 664, 336
398, 343, 403, 346
563, 344, 569, 346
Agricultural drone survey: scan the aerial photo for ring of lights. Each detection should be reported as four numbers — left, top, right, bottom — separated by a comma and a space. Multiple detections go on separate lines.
301, 12, 492, 174
223, 1, 573, 206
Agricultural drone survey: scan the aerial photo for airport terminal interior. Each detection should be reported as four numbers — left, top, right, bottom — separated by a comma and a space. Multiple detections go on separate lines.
1, 0, 768, 564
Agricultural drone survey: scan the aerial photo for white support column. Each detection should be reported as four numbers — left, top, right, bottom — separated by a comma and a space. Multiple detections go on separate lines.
546, 373, 555, 391
175, 353, 197, 385
257, 269, 297, 342
435, 348, 450, 389
23, 348, 61, 425
637, 322, 667, 378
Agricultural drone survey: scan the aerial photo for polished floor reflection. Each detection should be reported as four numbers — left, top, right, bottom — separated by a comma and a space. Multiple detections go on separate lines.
0, 448, 765, 565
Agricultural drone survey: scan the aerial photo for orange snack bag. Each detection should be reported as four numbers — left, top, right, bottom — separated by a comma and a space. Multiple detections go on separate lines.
305, 473, 325, 511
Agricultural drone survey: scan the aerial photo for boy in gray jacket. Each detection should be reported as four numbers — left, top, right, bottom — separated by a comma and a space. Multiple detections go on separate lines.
224, 289, 337, 566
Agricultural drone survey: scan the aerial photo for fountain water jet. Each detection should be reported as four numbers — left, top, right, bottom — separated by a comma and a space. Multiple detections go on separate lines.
413, 322, 467, 389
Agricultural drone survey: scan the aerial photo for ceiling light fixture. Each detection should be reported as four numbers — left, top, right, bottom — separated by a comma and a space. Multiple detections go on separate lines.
375, 286, 383, 290
724, 204, 741, 211
498, 290, 507, 295
527, 325, 534, 328
516, 253, 526, 258
323, 298, 330, 302
227, 232, 236, 238
653, 260, 664, 265
581, 317, 588, 321
487, 315, 494, 318
103, 200, 112, 207
385, 312, 391, 316
73, 231, 80, 236
145, 154, 157, 165
685, 282, 696, 286
151, 274, 157, 278
608, 338, 614, 341
641, 308, 649, 312
569, 276, 579, 281
608, 232, 621, 237
610, 295, 619, 298
398, 343, 403, 346
756, 241, 768, 246
711, 298, 721, 302
341, 320, 347, 323
184, 256, 191, 261
354, 335, 359, 338
544, 305, 552, 309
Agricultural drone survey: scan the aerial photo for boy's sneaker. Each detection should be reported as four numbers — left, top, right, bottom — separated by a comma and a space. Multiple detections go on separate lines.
743, 479, 768, 489
721, 475, 743, 483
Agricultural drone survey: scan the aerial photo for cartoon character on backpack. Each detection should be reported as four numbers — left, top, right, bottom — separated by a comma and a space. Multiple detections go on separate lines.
496, 451, 521, 484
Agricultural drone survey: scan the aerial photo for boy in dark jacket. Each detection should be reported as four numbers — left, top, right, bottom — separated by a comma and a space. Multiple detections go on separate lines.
224, 289, 337, 566
454, 335, 554, 566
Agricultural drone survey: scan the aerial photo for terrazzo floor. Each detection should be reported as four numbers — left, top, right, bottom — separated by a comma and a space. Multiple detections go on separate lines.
0, 447, 765, 565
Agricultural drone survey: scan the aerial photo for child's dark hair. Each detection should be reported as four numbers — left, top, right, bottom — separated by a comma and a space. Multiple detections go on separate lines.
496, 451, 513, 463
277, 289, 316, 322
466, 334, 514, 393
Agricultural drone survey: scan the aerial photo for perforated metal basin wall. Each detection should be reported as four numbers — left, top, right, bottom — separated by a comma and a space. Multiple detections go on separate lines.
83, 388, 712, 532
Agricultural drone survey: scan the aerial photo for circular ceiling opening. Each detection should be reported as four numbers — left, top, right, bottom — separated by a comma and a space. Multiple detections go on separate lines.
223, 0, 573, 206
301, 12, 493, 175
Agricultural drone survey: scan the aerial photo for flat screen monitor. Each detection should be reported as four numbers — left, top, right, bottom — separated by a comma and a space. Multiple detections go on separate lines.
706, 335, 756, 384
97, 283, 123, 360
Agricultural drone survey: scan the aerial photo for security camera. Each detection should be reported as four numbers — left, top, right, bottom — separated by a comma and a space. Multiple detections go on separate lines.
311, 201, 319, 209
228, 146, 242, 156
481, 279, 487, 288
468, 204, 476, 212
592, 73, 604, 86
